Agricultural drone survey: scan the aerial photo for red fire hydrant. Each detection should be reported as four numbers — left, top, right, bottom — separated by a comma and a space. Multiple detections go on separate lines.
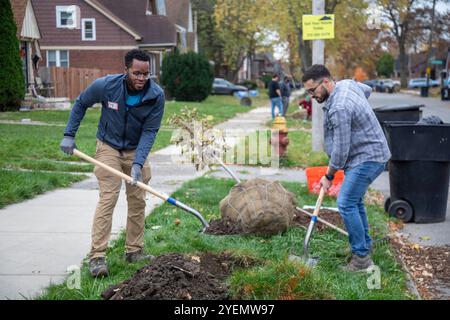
270, 116, 289, 157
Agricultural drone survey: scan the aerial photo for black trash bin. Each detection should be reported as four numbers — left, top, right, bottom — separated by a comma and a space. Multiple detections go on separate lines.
420, 86, 429, 97
442, 88, 450, 101
373, 104, 424, 129
373, 105, 424, 150
383, 121, 450, 223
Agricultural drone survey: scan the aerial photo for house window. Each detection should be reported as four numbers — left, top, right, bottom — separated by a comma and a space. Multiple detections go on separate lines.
56, 5, 80, 29
146, 0, 166, 15
47, 50, 69, 67
82, 18, 96, 41
148, 53, 156, 76
146, 0, 157, 15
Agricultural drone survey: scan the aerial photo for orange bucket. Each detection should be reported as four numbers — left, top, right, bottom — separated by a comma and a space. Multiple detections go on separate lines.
305, 166, 345, 197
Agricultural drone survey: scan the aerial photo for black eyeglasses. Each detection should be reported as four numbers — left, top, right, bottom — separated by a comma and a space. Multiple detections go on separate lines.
130, 71, 151, 79
306, 78, 324, 95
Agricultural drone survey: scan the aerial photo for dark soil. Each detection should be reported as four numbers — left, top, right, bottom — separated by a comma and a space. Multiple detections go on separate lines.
101, 252, 258, 300
292, 209, 345, 232
205, 209, 345, 236
390, 234, 450, 300
204, 218, 245, 235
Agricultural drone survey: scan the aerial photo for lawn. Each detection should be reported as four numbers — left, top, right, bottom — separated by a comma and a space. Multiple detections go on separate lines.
39, 176, 413, 300
0, 169, 86, 209
229, 115, 328, 168
0, 95, 266, 207
0, 95, 264, 169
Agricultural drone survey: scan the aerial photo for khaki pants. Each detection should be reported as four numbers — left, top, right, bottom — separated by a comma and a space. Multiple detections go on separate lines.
90, 140, 151, 259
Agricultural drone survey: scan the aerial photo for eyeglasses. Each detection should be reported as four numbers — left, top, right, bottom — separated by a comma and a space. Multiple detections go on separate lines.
130, 71, 151, 79
306, 78, 324, 95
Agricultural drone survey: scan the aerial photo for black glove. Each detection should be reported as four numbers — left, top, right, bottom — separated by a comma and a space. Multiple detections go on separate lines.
60, 136, 76, 155
130, 163, 143, 186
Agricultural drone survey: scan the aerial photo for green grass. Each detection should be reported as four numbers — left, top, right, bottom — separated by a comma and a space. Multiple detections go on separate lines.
0, 169, 86, 208
229, 127, 328, 168
0, 95, 264, 171
259, 114, 329, 168
39, 176, 413, 300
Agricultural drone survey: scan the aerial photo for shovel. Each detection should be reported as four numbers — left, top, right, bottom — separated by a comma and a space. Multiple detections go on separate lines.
73, 149, 210, 231
289, 186, 325, 267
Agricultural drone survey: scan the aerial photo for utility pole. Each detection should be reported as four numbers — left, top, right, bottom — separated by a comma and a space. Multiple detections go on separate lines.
312, 0, 325, 151
425, 0, 437, 92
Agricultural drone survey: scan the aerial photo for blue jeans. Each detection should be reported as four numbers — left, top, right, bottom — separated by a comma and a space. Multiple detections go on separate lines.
337, 161, 385, 257
270, 97, 283, 118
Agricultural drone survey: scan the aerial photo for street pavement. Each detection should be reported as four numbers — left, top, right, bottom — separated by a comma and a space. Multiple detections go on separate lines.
369, 92, 450, 246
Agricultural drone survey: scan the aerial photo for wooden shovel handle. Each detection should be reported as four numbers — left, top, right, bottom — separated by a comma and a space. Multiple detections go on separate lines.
72, 149, 169, 201
312, 187, 325, 217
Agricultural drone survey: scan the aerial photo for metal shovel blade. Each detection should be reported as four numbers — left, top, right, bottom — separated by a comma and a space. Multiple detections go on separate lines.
287, 253, 320, 267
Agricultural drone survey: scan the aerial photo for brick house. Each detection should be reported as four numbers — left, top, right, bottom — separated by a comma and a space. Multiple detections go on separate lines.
32, 0, 180, 78
165, 0, 198, 53
10, 0, 42, 93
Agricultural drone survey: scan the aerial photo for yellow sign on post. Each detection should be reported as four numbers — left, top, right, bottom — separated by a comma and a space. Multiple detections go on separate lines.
302, 15, 335, 40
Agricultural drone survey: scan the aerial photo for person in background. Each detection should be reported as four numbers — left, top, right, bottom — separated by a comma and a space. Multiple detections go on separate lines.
299, 94, 312, 120
268, 74, 283, 118
280, 76, 292, 116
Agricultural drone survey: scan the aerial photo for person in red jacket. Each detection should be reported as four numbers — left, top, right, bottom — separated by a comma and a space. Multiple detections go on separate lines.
299, 94, 312, 120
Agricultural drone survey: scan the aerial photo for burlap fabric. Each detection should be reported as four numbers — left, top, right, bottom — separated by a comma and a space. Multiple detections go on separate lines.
219, 178, 297, 236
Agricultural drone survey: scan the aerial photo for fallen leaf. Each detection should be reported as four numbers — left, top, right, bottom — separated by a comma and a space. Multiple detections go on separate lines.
411, 243, 420, 251
191, 255, 201, 262
420, 236, 431, 241
422, 270, 433, 277
174, 218, 181, 226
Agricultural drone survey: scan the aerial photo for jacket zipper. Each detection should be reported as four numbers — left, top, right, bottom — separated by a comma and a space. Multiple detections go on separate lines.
123, 106, 129, 150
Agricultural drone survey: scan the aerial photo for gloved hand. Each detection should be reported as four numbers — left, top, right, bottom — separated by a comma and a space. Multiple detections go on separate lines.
60, 136, 76, 155
130, 163, 143, 186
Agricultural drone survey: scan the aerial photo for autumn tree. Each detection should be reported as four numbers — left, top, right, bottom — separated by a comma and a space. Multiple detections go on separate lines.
214, 0, 262, 82
377, 0, 426, 87
377, 53, 395, 77
191, 0, 225, 76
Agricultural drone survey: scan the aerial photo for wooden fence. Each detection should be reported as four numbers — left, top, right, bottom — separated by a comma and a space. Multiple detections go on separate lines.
49, 67, 122, 100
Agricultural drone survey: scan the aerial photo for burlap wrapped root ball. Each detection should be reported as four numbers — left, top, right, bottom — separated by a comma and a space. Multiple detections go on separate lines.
219, 178, 297, 236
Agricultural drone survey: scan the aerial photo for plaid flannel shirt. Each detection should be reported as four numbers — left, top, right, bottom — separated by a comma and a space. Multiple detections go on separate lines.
323, 80, 391, 170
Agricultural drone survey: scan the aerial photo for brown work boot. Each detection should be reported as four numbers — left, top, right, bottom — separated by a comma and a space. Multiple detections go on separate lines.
125, 249, 154, 263
89, 257, 109, 278
341, 254, 374, 272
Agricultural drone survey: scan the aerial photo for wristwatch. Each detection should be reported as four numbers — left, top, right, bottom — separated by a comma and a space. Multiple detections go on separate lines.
325, 173, 334, 181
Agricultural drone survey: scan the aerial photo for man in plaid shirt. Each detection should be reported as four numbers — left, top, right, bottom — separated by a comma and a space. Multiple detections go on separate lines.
302, 65, 391, 272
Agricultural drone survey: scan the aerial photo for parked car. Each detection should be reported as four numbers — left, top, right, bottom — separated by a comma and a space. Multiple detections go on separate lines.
408, 77, 440, 89
377, 79, 400, 93
211, 78, 248, 95
362, 79, 379, 89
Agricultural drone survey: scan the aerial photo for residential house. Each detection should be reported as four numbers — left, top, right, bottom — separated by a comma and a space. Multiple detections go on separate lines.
10, 0, 42, 94
237, 52, 277, 83
165, 0, 198, 53
32, 0, 177, 78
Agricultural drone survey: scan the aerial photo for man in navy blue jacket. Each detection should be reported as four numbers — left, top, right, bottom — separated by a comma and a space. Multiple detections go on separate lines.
60, 49, 165, 277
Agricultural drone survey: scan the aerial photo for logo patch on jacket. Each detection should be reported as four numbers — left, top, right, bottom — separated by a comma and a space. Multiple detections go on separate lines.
108, 101, 118, 110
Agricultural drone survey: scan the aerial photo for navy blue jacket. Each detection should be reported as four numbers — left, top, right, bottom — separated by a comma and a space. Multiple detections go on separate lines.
64, 74, 165, 167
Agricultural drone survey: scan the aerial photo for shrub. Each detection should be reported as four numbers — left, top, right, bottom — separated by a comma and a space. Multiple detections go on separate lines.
0, 0, 25, 112
161, 51, 214, 102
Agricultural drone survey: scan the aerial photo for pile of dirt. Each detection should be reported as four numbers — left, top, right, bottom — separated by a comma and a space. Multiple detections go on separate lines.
101, 252, 258, 300
292, 209, 345, 232
390, 233, 450, 300
220, 178, 297, 236
204, 218, 244, 235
